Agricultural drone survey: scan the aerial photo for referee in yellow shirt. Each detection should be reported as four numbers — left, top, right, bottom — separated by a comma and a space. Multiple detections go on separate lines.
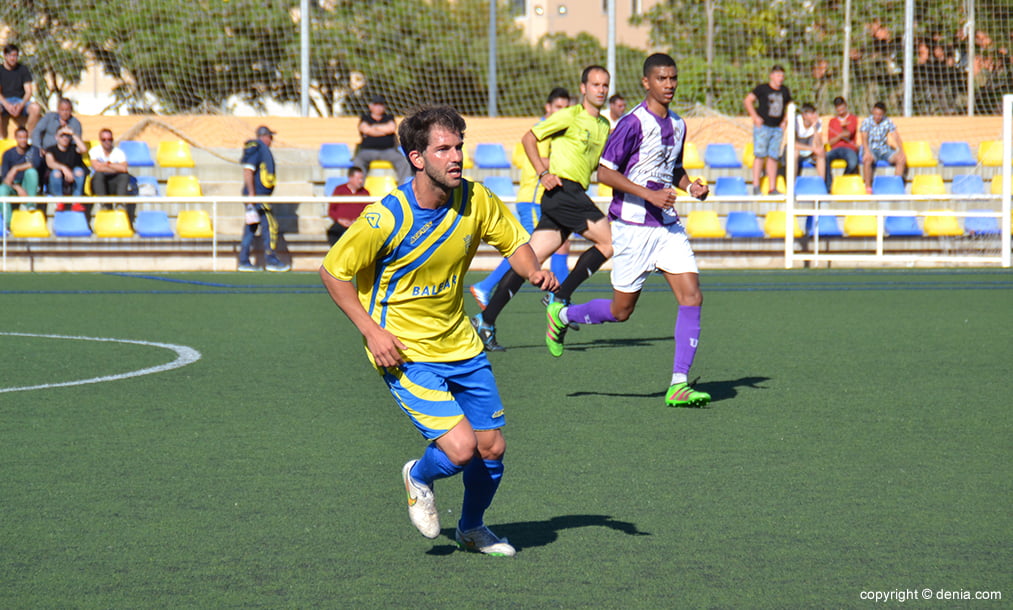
472, 65, 612, 352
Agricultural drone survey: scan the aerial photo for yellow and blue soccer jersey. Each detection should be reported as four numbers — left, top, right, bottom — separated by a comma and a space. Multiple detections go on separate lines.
322, 179, 530, 364
530, 104, 610, 189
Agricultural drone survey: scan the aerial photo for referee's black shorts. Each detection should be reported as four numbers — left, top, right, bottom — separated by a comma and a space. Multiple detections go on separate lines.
535, 178, 606, 237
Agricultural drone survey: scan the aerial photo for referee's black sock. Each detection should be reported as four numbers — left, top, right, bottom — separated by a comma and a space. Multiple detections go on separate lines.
481, 270, 525, 325
556, 246, 608, 302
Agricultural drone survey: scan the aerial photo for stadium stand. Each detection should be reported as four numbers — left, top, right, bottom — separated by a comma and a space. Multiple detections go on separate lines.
843, 214, 878, 237
135, 175, 161, 196
924, 211, 964, 236
474, 143, 511, 169
809, 214, 844, 237
94, 209, 134, 238
156, 140, 195, 168
950, 174, 986, 195
796, 175, 829, 195
482, 175, 515, 198
977, 140, 1005, 166
166, 175, 202, 197
713, 176, 748, 197
133, 210, 175, 238
704, 143, 741, 168
118, 140, 155, 168
964, 210, 1001, 235
10, 209, 50, 237
937, 141, 976, 167
884, 216, 923, 237
902, 141, 937, 168
872, 175, 906, 195
364, 175, 397, 196
53, 211, 92, 237
685, 210, 726, 238
910, 174, 946, 195
176, 210, 214, 238
682, 142, 705, 170
760, 175, 786, 195
764, 210, 803, 238
318, 143, 353, 169
724, 210, 764, 238
830, 174, 864, 196
322, 176, 348, 196
991, 176, 1006, 195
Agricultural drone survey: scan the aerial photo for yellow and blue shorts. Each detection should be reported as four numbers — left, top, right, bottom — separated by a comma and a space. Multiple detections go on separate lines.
380, 353, 505, 440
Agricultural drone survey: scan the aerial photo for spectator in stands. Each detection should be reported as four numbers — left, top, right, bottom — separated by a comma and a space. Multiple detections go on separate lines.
326, 165, 370, 246
238, 125, 289, 272
45, 125, 89, 217
859, 101, 906, 194
607, 94, 627, 130
32, 98, 83, 151
352, 94, 411, 185
825, 96, 860, 191
0, 126, 43, 226
0, 44, 42, 139
744, 65, 792, 195
89, 128, 136, 223
793, 103, 825, 183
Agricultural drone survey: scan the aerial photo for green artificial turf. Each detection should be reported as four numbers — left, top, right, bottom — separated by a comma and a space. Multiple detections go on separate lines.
1, 270, 1010, 608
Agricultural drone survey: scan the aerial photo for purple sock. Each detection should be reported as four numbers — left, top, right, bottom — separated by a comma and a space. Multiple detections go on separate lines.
673, 305, 701, 375
566, 299, 618, 325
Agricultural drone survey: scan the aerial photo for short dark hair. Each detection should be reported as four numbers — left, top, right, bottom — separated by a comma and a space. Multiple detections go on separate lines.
771, 64, 785, 73
801, 102, 816, 114
643, 53, 677, 77
348, 166, 365, 177
547, 87, 570, 105
398, 105, 467, 169
14, 126, 27, 136
608, 94, 625, 104
833, 96, 847, 107
873, 101, 887, 112
3, 44, 19, 55
581, 65, 608, 84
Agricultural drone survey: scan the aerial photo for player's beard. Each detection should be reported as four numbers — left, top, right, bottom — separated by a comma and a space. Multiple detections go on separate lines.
423, 163, 462, 193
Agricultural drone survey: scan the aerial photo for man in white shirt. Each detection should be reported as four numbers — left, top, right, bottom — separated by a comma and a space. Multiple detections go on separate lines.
89, 128, 135, 220
794, 103, 826, 183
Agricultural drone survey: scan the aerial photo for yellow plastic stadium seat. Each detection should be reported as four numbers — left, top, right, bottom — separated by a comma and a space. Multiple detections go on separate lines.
156, 140, 196, 168
685, 210, 726, 238
675, 176, 708, 197
742, 140, 755, 168
825, 144, 847, 169
94, 209, 134, 238
910, 174, 946, 196
682, 142, 705, 170
923, 210, 963, 236
843, 214, 879, 237
764, 210, 803, 238
511, 142, 527, 169
902, 141, 936, 168
364, 175, 397, 196
0, 138, 16, 154
596, 183, 612, 199
977, 140, 1010, 167
760, 175, 786, 195
165, 175, 203, 197
10, 209, 50, 237
990, 176, 1007, 195
831, 174, 867, 196
176, 210, 214, 238
461, 146, 473, 170
369, 160, 394, 170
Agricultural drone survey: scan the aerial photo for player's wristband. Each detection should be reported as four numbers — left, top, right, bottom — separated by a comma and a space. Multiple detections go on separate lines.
538, 170, 549, 179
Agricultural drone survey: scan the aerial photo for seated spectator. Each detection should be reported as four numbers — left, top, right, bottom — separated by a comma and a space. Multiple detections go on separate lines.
32, 98, 82, 151
825, 96, 860, 191
326, 166, 370, 246
859, 101, 906, 194
0, 44, 42, 139
89, 128, 136, 222
0, 126, 43, 226
352, 94, 411, 184
794, 102, 825, 183
45, 126, 90, 217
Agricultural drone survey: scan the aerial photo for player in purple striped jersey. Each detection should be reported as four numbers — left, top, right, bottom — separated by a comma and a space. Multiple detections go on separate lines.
544, 53, 711, 407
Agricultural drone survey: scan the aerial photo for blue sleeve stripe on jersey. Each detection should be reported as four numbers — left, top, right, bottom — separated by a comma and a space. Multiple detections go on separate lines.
376, 182, 470, 328
368, 190, 408, 320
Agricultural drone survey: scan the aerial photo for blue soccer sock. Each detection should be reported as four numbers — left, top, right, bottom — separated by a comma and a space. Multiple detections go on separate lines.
410, 442, 464, 487
477, 258, 512, 294
550, 253, 569, 283
458, 458, 504, 532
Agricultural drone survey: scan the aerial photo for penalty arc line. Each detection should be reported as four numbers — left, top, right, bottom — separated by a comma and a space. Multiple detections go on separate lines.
0, 332, 202, 394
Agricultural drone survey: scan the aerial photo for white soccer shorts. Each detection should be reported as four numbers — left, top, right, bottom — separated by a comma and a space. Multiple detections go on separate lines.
610, 219, 698, 293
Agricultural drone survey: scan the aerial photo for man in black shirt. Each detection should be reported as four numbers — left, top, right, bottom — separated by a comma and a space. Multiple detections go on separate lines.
743, 65, 792, 195
351, 94, 411, 185
0, 44, 42, 139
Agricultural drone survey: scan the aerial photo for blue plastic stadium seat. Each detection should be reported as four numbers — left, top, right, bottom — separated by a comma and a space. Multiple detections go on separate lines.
885, 216, 922, 237
872, 175, 905, 195
133, 210, 174, 238
474, 143, 511, 169
809, 215, 843, 237
795, 175, 829, 195
323, 176, 349, 196
53, 210, 92, 237
713, 176, 748, 197
724, 210, 764, 238
118, 140, 155, 167
318, 143, 354, 169
704, 143, 741, 168
964, 209, 1000, 235
950, 174, 986, 195
483, 175, 516, 198
135, 175, 161, 196
938, 141, 976, 167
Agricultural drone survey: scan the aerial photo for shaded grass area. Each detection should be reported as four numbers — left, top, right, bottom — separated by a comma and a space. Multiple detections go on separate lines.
1, 270, 1010, 607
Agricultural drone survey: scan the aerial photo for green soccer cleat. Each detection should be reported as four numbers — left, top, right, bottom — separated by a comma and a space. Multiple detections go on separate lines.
665, 382, 711, 408
545, 301, 568, 357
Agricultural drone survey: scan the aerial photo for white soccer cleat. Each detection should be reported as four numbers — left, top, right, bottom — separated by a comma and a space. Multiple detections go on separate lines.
402, 460, 440, 539
454, 525, 516, 557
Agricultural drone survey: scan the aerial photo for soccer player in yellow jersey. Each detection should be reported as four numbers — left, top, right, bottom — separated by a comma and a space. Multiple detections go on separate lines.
472, 65, 612, 351
320, 105, 557, 556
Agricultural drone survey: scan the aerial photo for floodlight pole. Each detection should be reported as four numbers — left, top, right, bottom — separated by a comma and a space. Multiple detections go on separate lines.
489, 0, 498, 117
300, 0, 310, 117
902, 0, 914, 117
